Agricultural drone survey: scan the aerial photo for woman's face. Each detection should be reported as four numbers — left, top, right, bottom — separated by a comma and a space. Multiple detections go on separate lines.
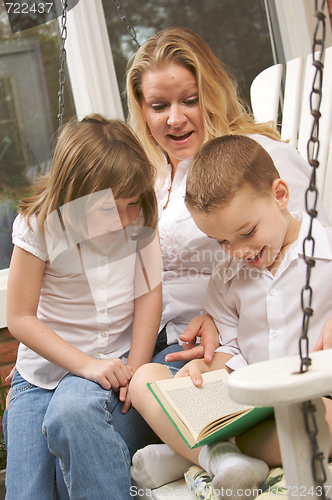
141, 63, 205, 168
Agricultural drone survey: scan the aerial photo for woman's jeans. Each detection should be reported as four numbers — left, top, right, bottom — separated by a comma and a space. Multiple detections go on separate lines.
3, 342, 185, 500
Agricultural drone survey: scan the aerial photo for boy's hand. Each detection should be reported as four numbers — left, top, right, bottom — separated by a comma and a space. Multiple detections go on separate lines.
174, 359, 206, 386
174, 352, 234, 387
83, 358, 133, 391
312, 315, 332, 351
165, 314, 220, 364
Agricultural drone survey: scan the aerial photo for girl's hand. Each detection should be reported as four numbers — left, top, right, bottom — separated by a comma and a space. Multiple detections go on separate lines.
83, 358, 133, 391
5, 367, 15, 409
312, 315, 332, 352
165, 314, 220, 364
5, 366, 15, 385
119, 384, 132, 414
119, 364, 133, 414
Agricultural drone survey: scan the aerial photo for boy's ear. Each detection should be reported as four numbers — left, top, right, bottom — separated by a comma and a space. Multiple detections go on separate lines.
271, 178, 289, 209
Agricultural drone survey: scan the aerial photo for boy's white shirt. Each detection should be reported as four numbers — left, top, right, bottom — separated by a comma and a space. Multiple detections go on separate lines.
206, 212, 332, 371
12, 213, 160, 389
157, 134, 330, 346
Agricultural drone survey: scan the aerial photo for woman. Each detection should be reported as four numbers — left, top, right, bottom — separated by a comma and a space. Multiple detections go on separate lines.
126, 26, 329, 355
125, 27, 331, 497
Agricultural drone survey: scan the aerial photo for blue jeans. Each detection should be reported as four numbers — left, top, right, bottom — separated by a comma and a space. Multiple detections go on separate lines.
4, 342, 185, 500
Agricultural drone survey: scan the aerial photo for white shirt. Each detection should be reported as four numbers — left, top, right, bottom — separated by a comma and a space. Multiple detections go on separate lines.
205, 213, 332, 371
12, 214, 160, 389
158, 134, 330, 344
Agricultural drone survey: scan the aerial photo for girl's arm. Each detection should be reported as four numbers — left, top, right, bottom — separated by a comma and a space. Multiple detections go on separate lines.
121, 232, 162, 412
127, 282, 162, 372
127, 229, 162, 371
7, 246, 132, 390
120, 282, 162, 413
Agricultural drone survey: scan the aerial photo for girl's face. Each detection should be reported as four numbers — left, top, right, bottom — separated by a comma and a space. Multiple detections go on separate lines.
87, 193, 141, 245
141, 63, 205, 169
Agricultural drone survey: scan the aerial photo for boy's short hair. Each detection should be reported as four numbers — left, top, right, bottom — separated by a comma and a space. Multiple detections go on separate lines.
185, 135, 280, 213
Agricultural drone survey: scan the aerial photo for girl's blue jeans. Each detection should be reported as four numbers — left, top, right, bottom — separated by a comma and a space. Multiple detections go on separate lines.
3, 342, 185, 500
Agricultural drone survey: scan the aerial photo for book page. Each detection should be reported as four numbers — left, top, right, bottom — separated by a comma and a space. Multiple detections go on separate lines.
158, 370, 250, 437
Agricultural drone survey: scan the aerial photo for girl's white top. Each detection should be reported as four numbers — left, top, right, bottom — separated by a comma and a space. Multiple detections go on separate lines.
12, 214, 160, 389
158, 134, 330, 345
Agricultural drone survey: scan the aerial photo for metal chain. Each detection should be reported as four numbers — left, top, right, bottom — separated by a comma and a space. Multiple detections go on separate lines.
58, 0, 68, 136
112, 0, 140, 48
303, 401, 329, 498
299, 0, 326, 373
299, 1, 329, 498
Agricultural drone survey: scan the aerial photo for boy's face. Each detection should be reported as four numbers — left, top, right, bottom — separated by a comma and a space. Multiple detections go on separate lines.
191, 180, 295, 272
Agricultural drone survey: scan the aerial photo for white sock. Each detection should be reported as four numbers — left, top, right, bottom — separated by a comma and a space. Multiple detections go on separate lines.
198, 441, 269, 499
131, 444, 194, 489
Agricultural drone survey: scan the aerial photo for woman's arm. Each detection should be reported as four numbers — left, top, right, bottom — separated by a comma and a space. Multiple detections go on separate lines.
165, 313, 220, 363
6, 246, 132, 390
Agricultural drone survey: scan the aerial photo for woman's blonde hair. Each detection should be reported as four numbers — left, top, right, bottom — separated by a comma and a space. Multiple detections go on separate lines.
126, 26, 280, 182
20, 114, 158, 232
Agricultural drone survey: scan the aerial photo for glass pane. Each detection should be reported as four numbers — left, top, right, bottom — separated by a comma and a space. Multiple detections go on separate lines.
0, 3, 76, 269
102, 0, 277, 116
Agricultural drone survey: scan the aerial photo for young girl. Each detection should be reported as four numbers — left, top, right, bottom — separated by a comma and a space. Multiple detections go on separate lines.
5, 115, 162, 500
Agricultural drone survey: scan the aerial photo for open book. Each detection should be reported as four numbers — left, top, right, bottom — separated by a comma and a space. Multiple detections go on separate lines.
147, 369, 274, 449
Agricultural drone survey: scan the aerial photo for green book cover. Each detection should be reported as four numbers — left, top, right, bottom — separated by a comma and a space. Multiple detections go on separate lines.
147, 369, 274, 449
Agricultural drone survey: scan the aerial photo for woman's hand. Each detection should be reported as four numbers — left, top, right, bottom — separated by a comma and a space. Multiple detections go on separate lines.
165, 314, 220, 363
312, 315, 332, 352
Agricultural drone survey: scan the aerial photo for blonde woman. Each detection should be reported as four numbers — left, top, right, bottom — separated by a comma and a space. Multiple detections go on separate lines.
126, 26, 329, 360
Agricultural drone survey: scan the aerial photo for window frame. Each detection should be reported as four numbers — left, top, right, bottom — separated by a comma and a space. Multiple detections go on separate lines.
273, 0, 332, 61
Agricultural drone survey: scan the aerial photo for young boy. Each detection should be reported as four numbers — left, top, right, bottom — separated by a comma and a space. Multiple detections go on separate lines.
129, 135, 332, 499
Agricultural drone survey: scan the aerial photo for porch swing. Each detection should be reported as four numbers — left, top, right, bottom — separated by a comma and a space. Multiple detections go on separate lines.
57, 1, 332, 498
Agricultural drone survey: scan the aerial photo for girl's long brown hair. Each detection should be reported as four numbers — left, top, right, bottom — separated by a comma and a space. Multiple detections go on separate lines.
20, 114, 158, 232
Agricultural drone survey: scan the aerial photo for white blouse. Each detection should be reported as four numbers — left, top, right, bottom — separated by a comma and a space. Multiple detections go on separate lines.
12, 213, 160, 389
157, 134, 330, 345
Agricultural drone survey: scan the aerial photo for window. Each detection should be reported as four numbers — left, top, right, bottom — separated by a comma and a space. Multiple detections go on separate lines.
101, 0, 283, 115
0, 3, 76, 270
